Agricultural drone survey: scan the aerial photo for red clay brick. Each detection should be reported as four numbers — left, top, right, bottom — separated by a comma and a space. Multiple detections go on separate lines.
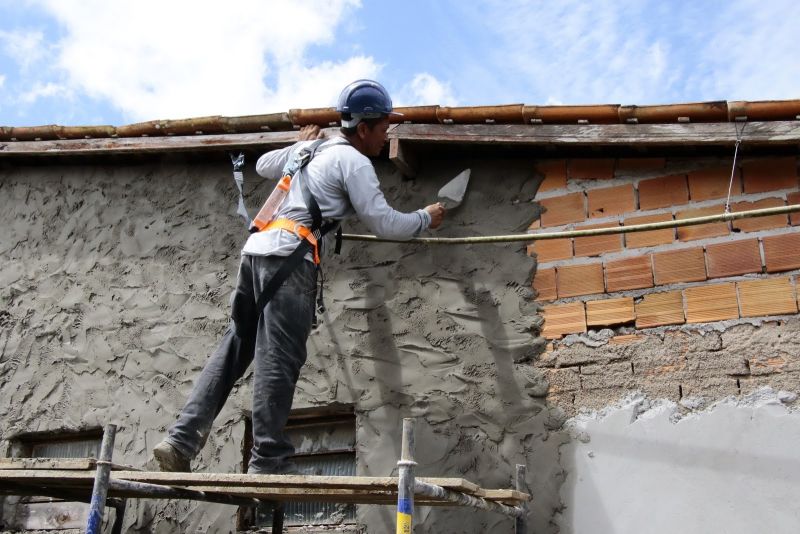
542, 302, 587, 339
605, 256, 654, 292
574, 222, 623, 257
684, 283, 739, 323
737, 278, 798, 317
688, 166, 741, 201
586, 297, 635, 327
557, 263, 605, 298
705, 239, 762, 279
528, 238, 573, 263
635, 291, 685, 328
676, 205, 729, 241
652, 247, 707, 285
539, 192, 585, 227
535, 160, 568, 192
623, 213, 675, 248
762, 233, 800, 273
588, 184, 636, 218
742, 157, 798, 194
731, 198, 788, 232
615, 158, 666, 173
788, 192, 800, 226
533, 267, 557, 302
637, 174, 689, 210
569, 158, 615, 180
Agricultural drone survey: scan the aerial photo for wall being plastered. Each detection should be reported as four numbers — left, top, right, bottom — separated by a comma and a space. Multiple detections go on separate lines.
2, 150, 800, 534
0, 155, 565, 533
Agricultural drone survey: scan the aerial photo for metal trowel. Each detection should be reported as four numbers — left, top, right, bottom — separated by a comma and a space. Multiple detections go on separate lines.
437, 168, 471, 209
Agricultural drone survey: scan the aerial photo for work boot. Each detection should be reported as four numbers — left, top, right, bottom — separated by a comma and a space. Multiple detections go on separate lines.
153, 440, 191, 472
247, 460, 304, 476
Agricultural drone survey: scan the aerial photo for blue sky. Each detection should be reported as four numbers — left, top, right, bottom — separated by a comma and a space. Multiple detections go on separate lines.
1, 0, 798, 127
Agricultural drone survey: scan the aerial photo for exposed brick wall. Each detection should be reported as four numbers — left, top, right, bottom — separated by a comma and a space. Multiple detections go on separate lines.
530, 156, 800, 340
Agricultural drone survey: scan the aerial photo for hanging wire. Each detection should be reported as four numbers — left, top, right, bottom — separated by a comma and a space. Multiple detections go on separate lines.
724, 121, 747, 213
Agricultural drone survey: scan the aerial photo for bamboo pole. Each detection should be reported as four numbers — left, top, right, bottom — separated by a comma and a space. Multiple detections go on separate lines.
342, 204, 800, 245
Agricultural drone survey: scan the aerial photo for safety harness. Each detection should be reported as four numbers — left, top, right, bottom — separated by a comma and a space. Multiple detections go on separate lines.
233, 139, 342, 324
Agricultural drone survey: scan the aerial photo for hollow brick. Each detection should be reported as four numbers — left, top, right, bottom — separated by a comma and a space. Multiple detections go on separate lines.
637, 174, 689, 210
587, 184, 636, 219
786, 192, 800, 226
586, 297, 635, 327
762, 233, 800, 273
542, 302, 587, 339
528, 238, 573, 263
737, 278, 798, 317
688, 166, 741, 201
574, 222, 623, 257
605, 256, 654, 292
623, 213, 675, 248
742, 157, 798, 194
676, 205, 729, 241
684, 283, 739, 323
535, 160, 568, 192
652, 247, 707, 285
533, 267, 557, 302
569, 158, 615, 180
635, 291, 685, 328
539, 192, 585, 227
705, 239, 763, 279
731, 198, 788, 232
557, 263, 605, 298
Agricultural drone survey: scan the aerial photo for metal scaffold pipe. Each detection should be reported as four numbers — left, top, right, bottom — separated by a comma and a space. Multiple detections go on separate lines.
85, 424, 116, 534
396, 418, 416, 534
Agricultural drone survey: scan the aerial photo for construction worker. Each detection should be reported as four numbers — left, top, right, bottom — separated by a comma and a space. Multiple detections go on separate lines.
153, 80, 446, 474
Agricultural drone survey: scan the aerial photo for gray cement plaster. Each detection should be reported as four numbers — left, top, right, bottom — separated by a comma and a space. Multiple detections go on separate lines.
556, 388, 800, 534
0, 156, 564, 533
3, 153, 799, 533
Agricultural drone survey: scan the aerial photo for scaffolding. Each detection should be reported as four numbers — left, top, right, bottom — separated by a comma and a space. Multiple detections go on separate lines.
0, 420, 530, 533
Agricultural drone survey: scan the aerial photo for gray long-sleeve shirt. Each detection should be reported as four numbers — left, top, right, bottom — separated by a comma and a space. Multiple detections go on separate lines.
241, 137, 431, 259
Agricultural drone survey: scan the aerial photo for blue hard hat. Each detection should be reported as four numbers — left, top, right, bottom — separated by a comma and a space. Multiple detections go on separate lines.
336, 79, 402, 126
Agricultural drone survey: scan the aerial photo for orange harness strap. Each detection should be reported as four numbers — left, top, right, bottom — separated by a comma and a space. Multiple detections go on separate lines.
262, 218, 320, 264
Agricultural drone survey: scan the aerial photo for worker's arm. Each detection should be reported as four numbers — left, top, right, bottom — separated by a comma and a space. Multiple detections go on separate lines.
345, 165, 438, 240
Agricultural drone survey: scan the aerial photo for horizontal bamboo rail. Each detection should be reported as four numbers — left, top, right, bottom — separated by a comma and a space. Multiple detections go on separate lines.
342, 204, 800, 245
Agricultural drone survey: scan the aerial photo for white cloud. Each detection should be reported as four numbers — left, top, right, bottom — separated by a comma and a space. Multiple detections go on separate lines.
0, 74, 5, 88
466, 0, 800, 104
395, 73, 458, 107
33, 0, 378, 121
0, 29, 47, 70
19, 81, 71, 104
691, 0, 800, 101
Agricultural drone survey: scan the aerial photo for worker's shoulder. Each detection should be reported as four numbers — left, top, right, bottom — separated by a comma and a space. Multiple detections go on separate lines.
320, 140, 370, 166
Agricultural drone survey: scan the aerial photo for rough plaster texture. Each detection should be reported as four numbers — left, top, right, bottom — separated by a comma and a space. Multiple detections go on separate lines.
2, 154, 799, 533
0, 156, 565, 533
556, 389, 800, 534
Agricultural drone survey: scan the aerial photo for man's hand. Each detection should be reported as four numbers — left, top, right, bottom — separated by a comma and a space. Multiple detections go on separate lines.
298, 125, 323, 141
425, 202, 446, 229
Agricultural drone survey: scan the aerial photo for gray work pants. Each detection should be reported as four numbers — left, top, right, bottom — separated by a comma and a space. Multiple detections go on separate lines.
165, 254, 317, 473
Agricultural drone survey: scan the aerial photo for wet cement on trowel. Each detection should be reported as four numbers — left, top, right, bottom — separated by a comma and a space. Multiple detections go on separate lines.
0, 155, 566, 533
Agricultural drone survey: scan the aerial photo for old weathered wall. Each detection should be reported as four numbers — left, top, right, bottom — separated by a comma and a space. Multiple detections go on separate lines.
2, 150, 800, 534
0, 155, 563, 533
529, 156, 800, 414
528, 155, 800, 534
